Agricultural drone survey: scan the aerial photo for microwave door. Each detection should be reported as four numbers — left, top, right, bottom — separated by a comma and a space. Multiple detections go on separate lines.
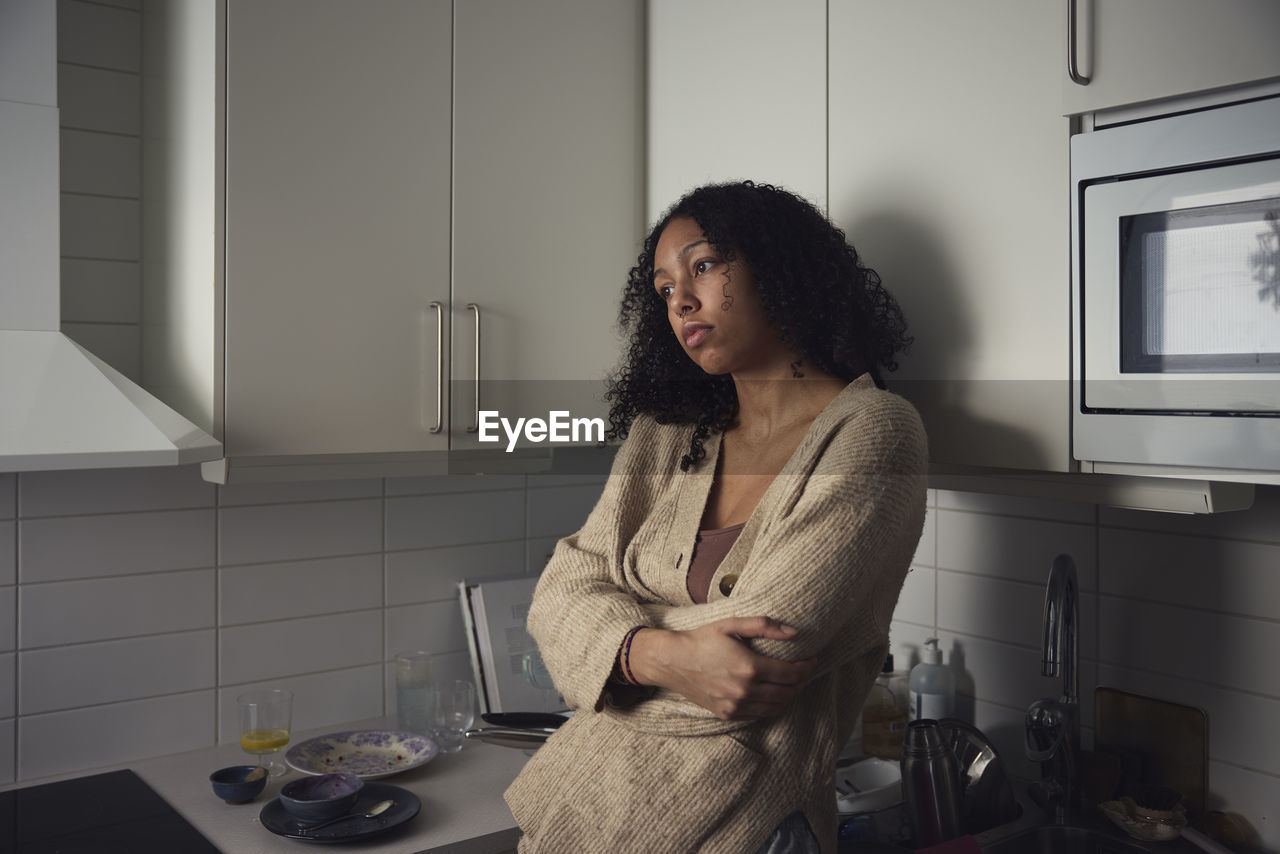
1081, 156, 1280, 415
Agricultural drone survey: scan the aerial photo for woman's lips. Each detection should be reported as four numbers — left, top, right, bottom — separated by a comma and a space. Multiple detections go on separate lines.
683, 323, 712, 348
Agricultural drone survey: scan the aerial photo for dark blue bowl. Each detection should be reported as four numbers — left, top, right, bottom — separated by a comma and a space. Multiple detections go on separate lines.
279, 773, 364, 822
209, 765, 267, 804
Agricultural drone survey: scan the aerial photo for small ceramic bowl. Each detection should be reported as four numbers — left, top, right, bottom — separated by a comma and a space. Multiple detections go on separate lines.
209, 764, 267, 804
278, 773, 364, 822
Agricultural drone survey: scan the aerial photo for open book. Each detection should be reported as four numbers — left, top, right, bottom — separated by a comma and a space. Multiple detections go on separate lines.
459, 575, 566, 714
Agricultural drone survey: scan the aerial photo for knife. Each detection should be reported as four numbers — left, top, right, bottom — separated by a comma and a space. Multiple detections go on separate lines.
464, 726, 557, 748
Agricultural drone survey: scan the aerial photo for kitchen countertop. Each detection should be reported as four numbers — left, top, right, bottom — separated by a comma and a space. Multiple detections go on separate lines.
0, 717, 530, 853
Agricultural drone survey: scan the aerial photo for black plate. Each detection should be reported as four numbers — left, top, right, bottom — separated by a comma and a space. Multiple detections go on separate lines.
481, 711, 567, 729
259, 782, 421, 844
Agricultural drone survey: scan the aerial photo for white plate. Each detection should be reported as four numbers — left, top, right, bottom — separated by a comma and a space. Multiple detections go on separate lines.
285, 730, 439, 780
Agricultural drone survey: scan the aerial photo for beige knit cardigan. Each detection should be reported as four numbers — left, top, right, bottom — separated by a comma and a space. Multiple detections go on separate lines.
505, 375, 928, 853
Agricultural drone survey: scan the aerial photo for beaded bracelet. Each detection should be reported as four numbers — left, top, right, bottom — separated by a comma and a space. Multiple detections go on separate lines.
619, 625, 647, 686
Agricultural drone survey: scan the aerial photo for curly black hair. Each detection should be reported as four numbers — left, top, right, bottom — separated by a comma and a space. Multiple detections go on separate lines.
605, 180, 911, 470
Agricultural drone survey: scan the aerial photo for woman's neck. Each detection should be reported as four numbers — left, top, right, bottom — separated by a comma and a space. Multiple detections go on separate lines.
729, 369, 848, 441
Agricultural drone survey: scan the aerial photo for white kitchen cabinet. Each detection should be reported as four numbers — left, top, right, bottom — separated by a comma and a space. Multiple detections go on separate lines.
646, 0, 827, 217
450, 0, 643, 452
1062, 0, 1280, 116
143, 0, 642, 481
829, 0, 1072, 471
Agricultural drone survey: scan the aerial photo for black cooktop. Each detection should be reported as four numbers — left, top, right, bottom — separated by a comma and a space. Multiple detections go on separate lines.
0, 769, 221, 853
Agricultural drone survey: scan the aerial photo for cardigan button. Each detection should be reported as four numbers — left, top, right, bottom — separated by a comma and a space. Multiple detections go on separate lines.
718, 574, 739, 596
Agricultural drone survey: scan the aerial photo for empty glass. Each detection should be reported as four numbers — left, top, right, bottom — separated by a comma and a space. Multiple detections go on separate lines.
431, 679, 476, 753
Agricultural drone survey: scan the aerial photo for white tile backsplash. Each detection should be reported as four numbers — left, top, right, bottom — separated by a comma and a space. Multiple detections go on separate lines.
19, 691, 214, 780
385, 600, 468, 660
219, 610, 382, 685
384, 474, 526, 496
19, 569, 215, 648
59, 128, 140, 198
19, 464, 212, 517
0, 587, 16, 653
19, 630, 215, 715
0, 475, 15, 518
937, 489, 1096, 524
1098, 596, 1280, 697
56, 63, 140, 134
913, 508, 937, 567
0, 720, 13, 785
60, 258, 140, 324
60, 194, 140, 260
937, 570, 1098, 661
385, 540, 526, 605
19, 508, 214, 582
0, 653, 13, 717
936, 509, 1097, 589
891, 564, 935, 628
525, 483, 603, 538
57, 0, 140, 72
0, 523, 14, 585
220, 554, 382, 626
218, 498, 382, 566
1100, 527, 1280, 621
217, 477, 382, 507
385, 490, 525, 551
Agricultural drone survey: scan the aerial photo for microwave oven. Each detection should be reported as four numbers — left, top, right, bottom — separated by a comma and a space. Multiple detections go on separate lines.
1072, 95, 1280, 480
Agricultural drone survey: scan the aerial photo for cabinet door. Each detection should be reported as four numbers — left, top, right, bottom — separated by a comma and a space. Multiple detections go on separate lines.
451, 0, 643, 451
829, 0, 1071, 471
1063, 0, 1280, 115
647, 0, 827, 217
223, 0, 452, 457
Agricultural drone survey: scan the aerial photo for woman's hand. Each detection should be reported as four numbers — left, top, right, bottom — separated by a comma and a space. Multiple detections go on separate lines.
626, 617, 816, 721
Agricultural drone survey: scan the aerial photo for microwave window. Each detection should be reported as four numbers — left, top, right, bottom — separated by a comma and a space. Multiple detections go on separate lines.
1120, 198, 1280, 373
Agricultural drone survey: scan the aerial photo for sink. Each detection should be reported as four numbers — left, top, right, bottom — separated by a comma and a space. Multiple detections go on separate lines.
981, 824, 1150, 854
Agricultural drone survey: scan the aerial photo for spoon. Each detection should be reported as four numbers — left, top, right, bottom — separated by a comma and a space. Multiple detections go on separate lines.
300, 799, 395, 833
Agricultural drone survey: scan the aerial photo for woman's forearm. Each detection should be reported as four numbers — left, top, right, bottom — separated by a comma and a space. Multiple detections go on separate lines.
622, 618, 814, 721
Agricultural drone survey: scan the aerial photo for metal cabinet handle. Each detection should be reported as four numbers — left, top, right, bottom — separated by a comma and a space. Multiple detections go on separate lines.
1067, 0, 1091, 85
428, 301, 443, 433
466, 303, 481, 432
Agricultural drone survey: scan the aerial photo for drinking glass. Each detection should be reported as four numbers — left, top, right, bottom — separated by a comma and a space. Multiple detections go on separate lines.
395, 650, 433, 736
431, 679, 476, 753
238, 688, 293, 777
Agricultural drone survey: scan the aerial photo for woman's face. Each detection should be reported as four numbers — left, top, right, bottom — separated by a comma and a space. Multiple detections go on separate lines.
652, 216, 790, 377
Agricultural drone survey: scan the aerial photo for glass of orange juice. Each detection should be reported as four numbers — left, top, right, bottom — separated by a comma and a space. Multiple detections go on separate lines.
237, 688, 293, 777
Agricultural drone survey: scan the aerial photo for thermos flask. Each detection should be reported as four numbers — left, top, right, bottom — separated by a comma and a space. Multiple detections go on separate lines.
900, 718, 964, 847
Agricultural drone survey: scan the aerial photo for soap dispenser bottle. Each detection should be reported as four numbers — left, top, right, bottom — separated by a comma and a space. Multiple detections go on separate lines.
861, 655, 908, 759
909, 638, 955, 721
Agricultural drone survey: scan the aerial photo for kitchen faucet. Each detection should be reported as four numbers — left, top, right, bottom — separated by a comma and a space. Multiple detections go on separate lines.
1025, 553, 1080, 823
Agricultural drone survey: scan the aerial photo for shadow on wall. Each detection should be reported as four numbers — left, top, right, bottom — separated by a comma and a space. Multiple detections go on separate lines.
839, 204, 1057, 470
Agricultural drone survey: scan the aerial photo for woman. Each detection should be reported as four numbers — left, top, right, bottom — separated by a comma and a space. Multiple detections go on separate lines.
505, 181, 928, 853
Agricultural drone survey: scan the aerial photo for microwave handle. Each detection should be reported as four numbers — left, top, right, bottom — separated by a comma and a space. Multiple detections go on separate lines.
1067, 0, 1091, 85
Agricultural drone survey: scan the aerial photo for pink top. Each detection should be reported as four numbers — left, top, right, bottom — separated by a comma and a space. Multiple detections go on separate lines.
686, 522, 746, 603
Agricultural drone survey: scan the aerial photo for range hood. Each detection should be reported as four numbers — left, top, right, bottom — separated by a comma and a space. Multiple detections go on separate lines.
0, 7, 221, 474
0, 330, 221, 473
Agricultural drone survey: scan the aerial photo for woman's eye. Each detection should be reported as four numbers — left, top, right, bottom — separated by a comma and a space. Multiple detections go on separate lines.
656, 284, 674, 298
693, 259, 715, 276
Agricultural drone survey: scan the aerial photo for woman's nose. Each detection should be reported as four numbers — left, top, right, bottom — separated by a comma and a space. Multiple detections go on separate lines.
673, 281, 699, 317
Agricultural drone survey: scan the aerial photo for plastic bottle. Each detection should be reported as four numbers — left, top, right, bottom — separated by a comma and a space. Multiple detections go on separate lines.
908, 638, 955, 721
861, 655, 908, 759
